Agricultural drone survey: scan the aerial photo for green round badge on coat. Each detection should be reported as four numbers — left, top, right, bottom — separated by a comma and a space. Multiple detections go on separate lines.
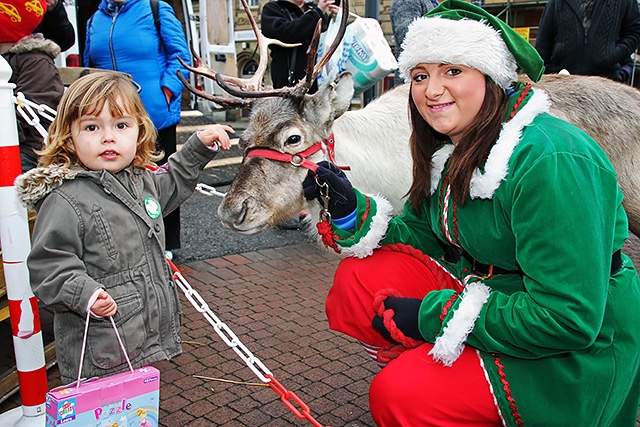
144, 197, 162, 219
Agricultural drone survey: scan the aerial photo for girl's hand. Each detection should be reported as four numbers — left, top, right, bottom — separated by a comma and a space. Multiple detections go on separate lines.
197, 125, 234, 151
90, 290, 117, 317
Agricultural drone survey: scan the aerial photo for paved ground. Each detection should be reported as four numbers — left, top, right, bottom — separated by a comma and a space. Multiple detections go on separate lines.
3, 237, 640, 426
1, 243, 377, 427
1, 110, 639, 426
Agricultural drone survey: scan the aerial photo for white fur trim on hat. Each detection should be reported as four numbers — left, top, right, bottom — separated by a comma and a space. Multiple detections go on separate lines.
398, 16, 518, 89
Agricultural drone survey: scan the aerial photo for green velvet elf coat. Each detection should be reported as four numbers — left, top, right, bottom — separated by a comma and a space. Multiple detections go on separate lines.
330, 86, 640, 426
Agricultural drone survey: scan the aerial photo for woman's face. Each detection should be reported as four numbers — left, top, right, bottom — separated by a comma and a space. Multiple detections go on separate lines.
410, 63, 486, 144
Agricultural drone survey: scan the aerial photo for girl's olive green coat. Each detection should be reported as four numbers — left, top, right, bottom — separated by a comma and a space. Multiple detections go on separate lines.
16, 134, 218, 383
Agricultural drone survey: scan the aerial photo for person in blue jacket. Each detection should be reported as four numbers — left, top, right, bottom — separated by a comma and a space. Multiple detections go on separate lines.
84, 0, 191, 255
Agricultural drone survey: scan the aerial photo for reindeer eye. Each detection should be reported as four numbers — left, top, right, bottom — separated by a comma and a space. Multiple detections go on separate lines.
285, 135, 302, 145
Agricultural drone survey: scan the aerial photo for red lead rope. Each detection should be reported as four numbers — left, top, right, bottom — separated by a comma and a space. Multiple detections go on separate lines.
316, 220, 340, 253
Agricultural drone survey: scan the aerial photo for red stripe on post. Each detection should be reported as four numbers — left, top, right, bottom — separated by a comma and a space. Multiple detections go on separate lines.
8, 297, 42, 337
0, 145, 23, 187
17, 366, 48, 406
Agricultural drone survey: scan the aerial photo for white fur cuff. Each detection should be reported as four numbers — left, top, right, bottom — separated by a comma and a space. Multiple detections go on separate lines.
339, 193, 394, 259
429, 281, 491, 366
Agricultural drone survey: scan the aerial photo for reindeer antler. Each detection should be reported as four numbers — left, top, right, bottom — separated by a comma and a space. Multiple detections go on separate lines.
179, 0, 349, 105
177, 49, 251, 109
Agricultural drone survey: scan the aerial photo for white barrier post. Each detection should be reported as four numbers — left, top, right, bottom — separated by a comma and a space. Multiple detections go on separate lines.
0, 56, 47, 426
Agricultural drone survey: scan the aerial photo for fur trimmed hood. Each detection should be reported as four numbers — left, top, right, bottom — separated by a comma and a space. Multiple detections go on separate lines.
6, 34, 61, 60
15, 165, 80, 211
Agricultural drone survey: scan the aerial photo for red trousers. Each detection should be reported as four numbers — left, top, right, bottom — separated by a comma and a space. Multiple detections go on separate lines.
326, 244, 502, 427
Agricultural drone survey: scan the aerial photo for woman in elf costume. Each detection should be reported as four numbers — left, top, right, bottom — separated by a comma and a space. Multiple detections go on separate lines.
302, 1, 640, 425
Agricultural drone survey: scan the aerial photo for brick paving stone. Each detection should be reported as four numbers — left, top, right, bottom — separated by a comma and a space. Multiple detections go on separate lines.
223, 254, 253, 265
203, 409, 241, 426
207, 257, 236, 269
185, 399, 218, 417
236, 409, 274, 426
162, 410, 196, 426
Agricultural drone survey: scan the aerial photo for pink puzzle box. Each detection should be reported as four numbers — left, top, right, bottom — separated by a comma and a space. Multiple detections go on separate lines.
45, 366, 160, 427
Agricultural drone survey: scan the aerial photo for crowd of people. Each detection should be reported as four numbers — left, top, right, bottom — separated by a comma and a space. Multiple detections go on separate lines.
3, 0, 640, 425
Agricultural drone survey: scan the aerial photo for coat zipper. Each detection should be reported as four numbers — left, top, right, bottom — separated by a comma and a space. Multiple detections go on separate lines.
109, 6, 124, 70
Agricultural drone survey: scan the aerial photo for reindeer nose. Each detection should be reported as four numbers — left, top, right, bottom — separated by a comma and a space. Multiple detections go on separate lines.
235, 200, 249, 227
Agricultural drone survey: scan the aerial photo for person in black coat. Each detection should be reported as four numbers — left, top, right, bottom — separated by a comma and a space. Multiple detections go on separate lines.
34, 0, 76, 52
535, 0, 640, 81
260, 0, 339, 93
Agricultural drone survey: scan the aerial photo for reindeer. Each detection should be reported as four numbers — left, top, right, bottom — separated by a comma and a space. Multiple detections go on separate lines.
180, 0, 640, 238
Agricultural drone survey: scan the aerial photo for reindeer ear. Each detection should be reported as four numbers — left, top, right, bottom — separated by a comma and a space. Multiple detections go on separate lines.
302, 72, 355, 127
329, 72, 355, 119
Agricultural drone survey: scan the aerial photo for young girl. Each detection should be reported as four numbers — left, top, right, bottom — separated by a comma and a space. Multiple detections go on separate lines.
15, 71, 233, 384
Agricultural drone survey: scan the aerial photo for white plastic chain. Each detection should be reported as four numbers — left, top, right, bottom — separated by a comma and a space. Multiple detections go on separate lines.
168, 259, 273, 383
14, 92, 57, 139
196, 182, 227, 198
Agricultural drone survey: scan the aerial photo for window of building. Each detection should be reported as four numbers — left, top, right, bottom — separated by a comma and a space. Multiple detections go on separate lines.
240, 0, 259, 9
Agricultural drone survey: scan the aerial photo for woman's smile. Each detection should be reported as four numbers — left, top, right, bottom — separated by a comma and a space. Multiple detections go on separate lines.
428, 101, 455, 111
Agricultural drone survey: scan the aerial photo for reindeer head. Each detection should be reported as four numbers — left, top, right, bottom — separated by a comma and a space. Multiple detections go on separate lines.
180, 0, 353, 234
219, 72, 355, 234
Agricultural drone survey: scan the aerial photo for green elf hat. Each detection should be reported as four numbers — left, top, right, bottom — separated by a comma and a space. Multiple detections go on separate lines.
398, 0, 545, 89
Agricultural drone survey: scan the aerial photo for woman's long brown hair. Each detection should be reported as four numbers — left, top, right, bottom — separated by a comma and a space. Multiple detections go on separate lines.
407, 78, 508, 213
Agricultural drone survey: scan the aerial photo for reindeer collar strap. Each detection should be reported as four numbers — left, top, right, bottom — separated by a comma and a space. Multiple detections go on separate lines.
246, 142, 324, 172
323, 133, 351, 171
246, 134, 351, 172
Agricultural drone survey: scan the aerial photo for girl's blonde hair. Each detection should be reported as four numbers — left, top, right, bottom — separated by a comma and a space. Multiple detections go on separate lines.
39, 70, 161, 168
